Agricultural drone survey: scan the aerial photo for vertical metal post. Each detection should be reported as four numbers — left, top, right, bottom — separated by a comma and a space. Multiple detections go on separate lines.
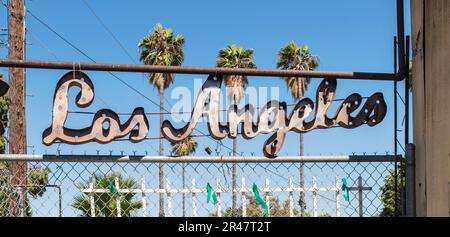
288, 177, 294, 217
393, 36, 399, 216
405, 143, 416, 217
265, 178, 270, 217
114, 176, 121, 217
357, 176, 363, 217
241, 177, 246, 217
191, 178, 197, 217
232, 139, 237, 217
405, 35, 410, 156
141, 177, 147, 217
216, 178, 222, 217
335, 176, 340, 217
397, 0, 405, 68
402, 35, 411, 216
89, 178, 95, 217
57, 185, 62, 217
166, 178, 172, 217
182, 163, 186, 217
312, 177, 317, 217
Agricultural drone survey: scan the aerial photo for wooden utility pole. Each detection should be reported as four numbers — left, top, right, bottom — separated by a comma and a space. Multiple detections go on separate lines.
8, 0, 27, 217
411, 0, 450, 217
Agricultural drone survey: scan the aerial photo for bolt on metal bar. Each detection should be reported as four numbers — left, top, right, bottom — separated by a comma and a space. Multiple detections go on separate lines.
0, 59, 397, 80
0, 154, 402, 163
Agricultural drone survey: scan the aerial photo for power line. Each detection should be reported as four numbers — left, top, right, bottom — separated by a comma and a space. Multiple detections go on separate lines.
80, 0, 136, 64
1, 0, 156, 152
80, 0, 176, 111
52, 133, 230, 143
26, 30, 59, 60
66, 97, 369, 116
22, 5, 235, 154
1, 1, 111, 107
26, 10, 96, 62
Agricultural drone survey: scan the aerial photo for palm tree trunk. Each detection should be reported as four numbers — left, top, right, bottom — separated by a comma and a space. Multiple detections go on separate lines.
299, 133, 306, 217
232, 138, 237, 217
159, 87, 165, 217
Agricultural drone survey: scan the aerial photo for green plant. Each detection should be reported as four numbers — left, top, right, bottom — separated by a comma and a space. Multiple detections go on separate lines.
171, 136, 197, 156
0, 73, 9, 153
216, 44, 256, 103
379, 167, 404, 217
0, 74, 11, 216
214, 195, 297, 217
72, 172, 142, 217
27, 166, 51, 197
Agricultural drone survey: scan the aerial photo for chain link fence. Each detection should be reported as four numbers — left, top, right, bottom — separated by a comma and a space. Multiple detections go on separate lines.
0, 155, 401, 217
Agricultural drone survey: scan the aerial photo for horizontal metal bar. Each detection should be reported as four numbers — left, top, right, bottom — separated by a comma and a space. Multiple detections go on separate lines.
79, 187, 339, 194
0, 154, 402, 163
347, 187, 372, 191
0, 59, 396, 80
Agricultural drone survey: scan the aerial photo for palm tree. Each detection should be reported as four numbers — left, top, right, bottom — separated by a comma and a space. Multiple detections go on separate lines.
139, 23, 185, 217
277, 41, 319, 217
72, 172, 142, 217
216, 45, 256, 216
171, 136, 198, 157
170, 136, 197, 217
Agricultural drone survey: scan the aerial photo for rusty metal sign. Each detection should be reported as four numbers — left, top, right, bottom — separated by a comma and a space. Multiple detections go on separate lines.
43, 71, 387, 158
162, 75, 387, 157
42, 71, 149, 145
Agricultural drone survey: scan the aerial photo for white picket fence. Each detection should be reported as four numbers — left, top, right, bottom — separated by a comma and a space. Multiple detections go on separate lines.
80, 176, 342, 217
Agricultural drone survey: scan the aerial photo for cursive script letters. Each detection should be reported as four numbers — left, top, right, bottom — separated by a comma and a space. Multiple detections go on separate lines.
42, 71, 387, 159
161, 75, 387, 158
42, 71, 149, 145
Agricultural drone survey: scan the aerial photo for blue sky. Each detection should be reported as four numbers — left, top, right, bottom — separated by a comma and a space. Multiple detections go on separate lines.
0, 0, 411, 157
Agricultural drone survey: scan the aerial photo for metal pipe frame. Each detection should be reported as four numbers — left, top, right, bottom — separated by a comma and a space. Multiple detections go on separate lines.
0, 59, 396, 81
0, 154, 402, 163
402, 35, 411, 216
13, 184, 62, 217
405, 143, 416, 217
397, 0, 406, 70
394, 36, 399, 216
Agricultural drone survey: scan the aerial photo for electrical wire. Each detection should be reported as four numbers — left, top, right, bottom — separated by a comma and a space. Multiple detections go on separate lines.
66, 97, 369, 116
21, 4, 235, 154
80, 0, 136, 64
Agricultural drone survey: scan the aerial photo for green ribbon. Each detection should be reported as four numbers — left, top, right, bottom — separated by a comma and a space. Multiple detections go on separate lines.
341, 178, 349, 201
107, 180, 120, 199
206, 183, 218, 205
252, 183, 269, 217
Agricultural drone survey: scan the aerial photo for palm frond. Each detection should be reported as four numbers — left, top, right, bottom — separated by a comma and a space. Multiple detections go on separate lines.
171, 136, 198, 156
276, 41, 320, 99
71, 172, 141, 217
138, 23, 185, 89
216, 45, 256, 103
